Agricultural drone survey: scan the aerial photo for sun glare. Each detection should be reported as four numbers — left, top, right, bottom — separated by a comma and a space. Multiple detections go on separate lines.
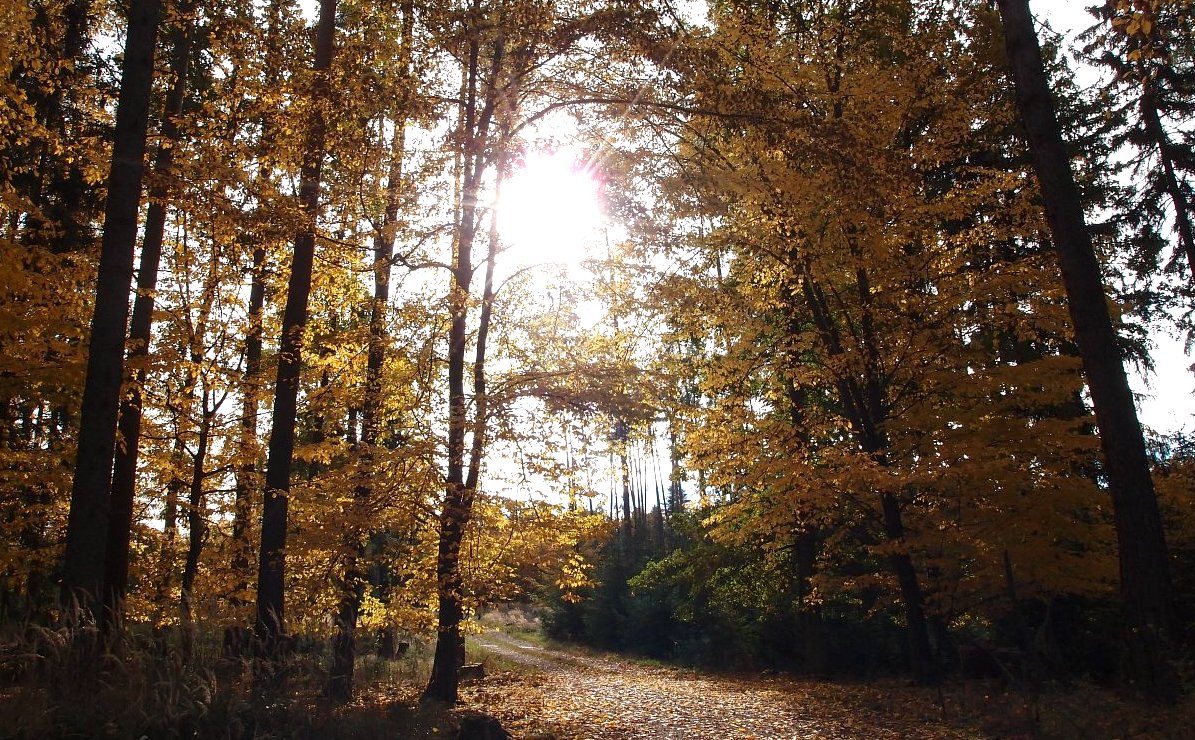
498, 146, 604, 269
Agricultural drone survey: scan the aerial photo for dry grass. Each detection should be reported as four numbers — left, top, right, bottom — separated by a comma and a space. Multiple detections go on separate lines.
0, 622, 465, 739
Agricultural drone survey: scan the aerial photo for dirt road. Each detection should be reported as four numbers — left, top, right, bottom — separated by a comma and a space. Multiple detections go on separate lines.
467, 632, 976, 740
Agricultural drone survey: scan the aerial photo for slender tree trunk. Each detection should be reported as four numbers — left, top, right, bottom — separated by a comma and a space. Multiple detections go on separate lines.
621, 446, 632, 533
782, 381, 826, 674
428, 212, 503, 702
792, 527, 826, 673
255, 0, 337, 665
795, 250, 938, 684
1141, 90, 1195, 277
104, 3, 195, 626
180, 399, 212, 660
667, 414, 684, 515
328, 117, 406, 701
152, 438, 184, 625
231, 0, 287, 605
997, 0, 1176, 701
61, 0, 162, 617
880, 492, 937, 684
230, 242, 265, 604
424, 16, 504, 702
424, 175, 487, 702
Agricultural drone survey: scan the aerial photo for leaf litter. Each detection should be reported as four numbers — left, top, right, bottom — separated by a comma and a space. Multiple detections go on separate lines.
459, 632, 980, 739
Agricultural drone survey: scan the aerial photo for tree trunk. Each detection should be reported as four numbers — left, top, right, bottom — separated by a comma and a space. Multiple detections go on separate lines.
667, 414, 684, 515
61, 0, 162, 617
152, 437, 184, 625
795, 249, 938, 685
104, 3, 195, 627
997, 0, 1177, 701
792, 527, 826, 674
424, 19, 497, 703
231, 0, 288, 606
880, 492, 937, 685
621, 446, 632, 533
230, 242, 265, 605
180, 399, 212, 661
1141, 89, 1195, 278
328, 116, 407, 702
255, 0, 337, 665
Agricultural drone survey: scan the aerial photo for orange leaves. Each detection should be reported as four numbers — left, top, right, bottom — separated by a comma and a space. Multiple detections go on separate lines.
635, 0, 1124, 639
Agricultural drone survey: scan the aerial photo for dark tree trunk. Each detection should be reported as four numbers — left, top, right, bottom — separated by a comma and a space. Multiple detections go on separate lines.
328, 116, 407, 701
1141, 90, 1195, 278
782, 383, 827, 674
666, 415, 684, 515
424, 18, 500, 703
180, 399, 212, 660
61, 0, 162, 617
230, 242, 265, 604
626, 444, 635, 533
997, 0, 1177, 701
880, 492, 937, 685
795, 249, 938, 685
152, 436, 184, 625
791, 527, 826, 674
232, 0, 287, 606
255, 0, 337, 664
104, 3, 195, 626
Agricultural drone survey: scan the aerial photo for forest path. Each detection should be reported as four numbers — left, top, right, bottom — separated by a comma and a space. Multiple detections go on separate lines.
466, 631, 976, 740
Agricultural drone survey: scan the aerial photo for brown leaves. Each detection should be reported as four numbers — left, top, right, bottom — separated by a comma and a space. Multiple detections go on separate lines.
465, 632, 975, 740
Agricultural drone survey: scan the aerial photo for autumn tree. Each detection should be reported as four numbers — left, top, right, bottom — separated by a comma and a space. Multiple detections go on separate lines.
325, 0, 420, 700
61, 0, 163, 617
422, 0, 650, 703
255, 0, 338, 663
104, 0, 199, 623
0, 0, 102, 619
574, 0, 1123, 683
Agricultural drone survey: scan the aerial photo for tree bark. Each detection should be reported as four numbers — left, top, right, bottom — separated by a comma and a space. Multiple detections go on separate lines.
255, 0, 337, 665
424, 30, 510, 696
151, 435, 184, 625
997, 0, 1177, 701
230, 242, 265, 604
328, 117, 407, 702
180, 397, 212, 660
61, 0, 162, 617
231, 0, 288, 607
425, 16, 488, 703
793, 247, 938, 684
104, 3, 195, 626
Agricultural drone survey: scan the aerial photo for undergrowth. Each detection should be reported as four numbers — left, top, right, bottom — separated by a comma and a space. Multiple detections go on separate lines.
0, 621, 456, 739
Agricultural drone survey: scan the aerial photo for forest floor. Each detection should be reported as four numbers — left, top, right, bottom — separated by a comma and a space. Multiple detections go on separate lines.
4, 621, 1192, 738
459, 630, 976, 739
446, 629, 1195, 740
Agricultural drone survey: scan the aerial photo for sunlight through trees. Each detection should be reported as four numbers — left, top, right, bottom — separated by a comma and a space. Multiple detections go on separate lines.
0, 1, 1192, 732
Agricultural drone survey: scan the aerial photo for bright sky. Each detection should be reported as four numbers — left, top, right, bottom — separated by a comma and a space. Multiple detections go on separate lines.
493, 2, 1195, 442
498, 145, 605, 273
